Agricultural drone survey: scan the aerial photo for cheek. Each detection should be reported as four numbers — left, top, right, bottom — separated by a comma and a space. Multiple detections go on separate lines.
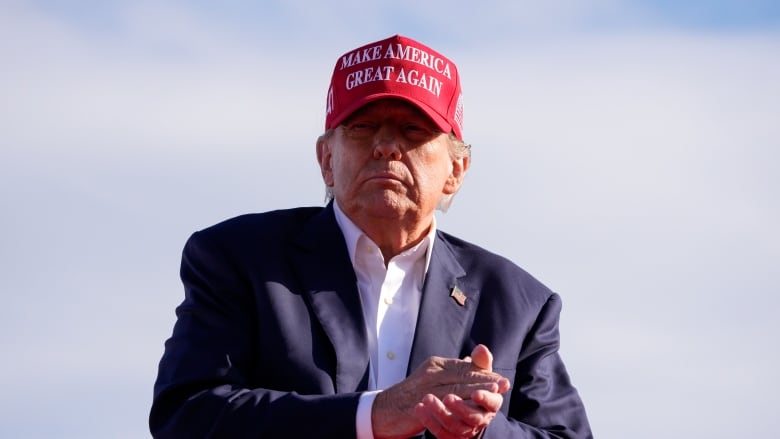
410, 163, 452, 196
330, 154, 359, 187
421, 152, 454, 182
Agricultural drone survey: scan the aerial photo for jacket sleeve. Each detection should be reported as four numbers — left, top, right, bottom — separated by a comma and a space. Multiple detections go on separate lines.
480, 294, 593, 439
149, 231, 360, 439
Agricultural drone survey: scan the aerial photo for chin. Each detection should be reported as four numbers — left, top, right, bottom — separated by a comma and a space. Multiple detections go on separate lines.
363, 192, 413, 217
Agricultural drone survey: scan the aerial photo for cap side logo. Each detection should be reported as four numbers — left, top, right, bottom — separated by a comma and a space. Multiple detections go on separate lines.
453, 93, 464, 134
326, 85, 334, 116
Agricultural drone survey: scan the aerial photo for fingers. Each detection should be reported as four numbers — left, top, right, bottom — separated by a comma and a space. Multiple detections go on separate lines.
470, 388, 504, 413
414, 394, 483, 439
432, 347, 509, 398
373, 348, 510, 437
415, 391, 503, 439
465, 345, 511, 394
469, 344, 493, 371
439, 373, 507, 402
444, 381, 500, 400
416, 355, 506, 392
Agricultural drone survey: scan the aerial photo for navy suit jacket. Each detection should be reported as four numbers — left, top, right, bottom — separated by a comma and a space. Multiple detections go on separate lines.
150, 204, 592, 438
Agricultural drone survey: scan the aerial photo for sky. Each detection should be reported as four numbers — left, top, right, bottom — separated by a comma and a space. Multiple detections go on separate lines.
1, 0, 778, 438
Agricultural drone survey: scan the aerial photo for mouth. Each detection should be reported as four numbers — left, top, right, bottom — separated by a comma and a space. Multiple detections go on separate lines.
369, 171, 402, 180
365, 171, 406, 186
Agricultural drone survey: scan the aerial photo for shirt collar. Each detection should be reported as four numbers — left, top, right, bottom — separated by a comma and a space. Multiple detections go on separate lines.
332, 200, 437, 272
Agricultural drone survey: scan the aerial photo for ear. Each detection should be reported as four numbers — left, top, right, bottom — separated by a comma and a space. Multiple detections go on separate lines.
316, 135, 335, 187
443, 155, 469, 195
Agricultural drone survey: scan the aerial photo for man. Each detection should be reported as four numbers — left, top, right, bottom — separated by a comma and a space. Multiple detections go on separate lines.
151, 34, 592, 438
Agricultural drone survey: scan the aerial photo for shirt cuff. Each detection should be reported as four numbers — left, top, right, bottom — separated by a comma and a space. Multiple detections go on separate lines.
356, 390, 382, 439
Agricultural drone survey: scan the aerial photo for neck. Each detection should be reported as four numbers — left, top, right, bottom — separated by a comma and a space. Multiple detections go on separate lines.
349, 210, 433, 264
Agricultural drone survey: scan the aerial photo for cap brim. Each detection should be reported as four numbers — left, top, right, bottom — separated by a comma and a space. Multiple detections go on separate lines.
328, 93, 453, 136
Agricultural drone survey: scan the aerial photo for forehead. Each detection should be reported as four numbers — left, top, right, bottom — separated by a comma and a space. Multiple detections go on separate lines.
344, 98, 434, 123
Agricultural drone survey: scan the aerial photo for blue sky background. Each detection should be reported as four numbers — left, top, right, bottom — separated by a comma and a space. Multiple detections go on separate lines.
1, 1, 778, 438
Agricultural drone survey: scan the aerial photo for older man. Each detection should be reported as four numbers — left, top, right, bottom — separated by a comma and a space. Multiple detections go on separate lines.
151, 34, 592, 438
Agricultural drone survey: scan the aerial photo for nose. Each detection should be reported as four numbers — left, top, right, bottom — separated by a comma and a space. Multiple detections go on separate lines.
372, 124, 402, 160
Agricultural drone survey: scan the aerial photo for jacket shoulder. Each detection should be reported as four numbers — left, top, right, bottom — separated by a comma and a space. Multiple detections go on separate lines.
179, 206, 330, 278
437, 230, 554, 299
196, 206, 325, 239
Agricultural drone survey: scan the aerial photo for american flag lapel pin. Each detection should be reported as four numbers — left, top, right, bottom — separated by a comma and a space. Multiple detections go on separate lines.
450, 286, 467, 306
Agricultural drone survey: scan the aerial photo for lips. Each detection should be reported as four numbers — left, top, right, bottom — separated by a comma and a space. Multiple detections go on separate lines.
364, 170, 407, 186
371, 171, 402, 180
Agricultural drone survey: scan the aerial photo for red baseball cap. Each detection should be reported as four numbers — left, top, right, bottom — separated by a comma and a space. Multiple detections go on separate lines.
325, 34, 464, 140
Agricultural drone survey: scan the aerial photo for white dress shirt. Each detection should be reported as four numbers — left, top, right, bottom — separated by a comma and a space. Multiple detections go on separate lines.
332, 201, 436, 439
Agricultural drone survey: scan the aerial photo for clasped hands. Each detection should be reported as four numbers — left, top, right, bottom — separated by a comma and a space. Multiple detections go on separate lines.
371, 344, 510, 439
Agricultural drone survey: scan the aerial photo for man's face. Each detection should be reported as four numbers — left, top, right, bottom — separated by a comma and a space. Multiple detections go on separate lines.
317, 99, 468, 223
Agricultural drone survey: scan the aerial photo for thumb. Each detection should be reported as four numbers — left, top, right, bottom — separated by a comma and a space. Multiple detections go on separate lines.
470, 344, 493, 371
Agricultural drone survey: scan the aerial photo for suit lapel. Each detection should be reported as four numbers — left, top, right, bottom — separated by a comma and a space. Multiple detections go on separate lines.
408, 233, 481, 372
291, 205, 370, 393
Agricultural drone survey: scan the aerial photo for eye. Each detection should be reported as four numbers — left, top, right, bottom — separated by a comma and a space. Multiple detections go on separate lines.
402, 123, 437, 141
351, 122, 373, 130
342, 120, 378, 139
